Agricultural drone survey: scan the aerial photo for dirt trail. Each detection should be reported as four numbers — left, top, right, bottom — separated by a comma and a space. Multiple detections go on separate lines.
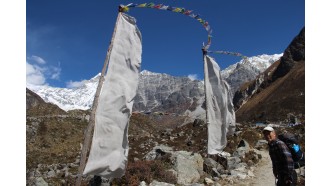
249, 150, 276, 186
233, 149, 276, 186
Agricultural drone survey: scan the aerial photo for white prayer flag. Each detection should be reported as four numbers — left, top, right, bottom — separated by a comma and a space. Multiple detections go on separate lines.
83, 13, 142, 178
204, 55, 235, 155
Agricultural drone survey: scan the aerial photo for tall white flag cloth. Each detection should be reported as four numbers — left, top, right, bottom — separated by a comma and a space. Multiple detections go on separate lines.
83, 13, 142, 178
204, 55, 235, 155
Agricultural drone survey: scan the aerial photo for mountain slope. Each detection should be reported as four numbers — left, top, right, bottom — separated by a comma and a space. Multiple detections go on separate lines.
26, 88, 46, 110
27, 74, 99, 111
26, 88, 66, 116
222, 54, 282, 93
233, 27, 305, 123
133, 70, 205, 114
27, 54, 280, 114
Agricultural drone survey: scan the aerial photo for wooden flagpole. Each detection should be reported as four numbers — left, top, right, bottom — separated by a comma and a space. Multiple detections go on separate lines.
202, 48, 209, 158
75, 12, 122, 186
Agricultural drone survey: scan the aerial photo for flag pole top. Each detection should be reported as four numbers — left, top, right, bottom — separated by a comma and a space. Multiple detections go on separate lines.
119, 5, 129, 12
202, 48, 207, 55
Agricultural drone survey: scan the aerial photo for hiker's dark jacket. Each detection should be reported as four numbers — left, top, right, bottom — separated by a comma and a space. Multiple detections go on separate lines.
268, 139, 295, 178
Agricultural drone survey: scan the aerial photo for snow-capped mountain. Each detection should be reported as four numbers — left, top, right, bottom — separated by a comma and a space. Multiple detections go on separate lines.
221, 54, 282, 93
27, 74, 100, 111
234, 27, 305, 122
27, 54, 282, 112
221, 54, 282, 79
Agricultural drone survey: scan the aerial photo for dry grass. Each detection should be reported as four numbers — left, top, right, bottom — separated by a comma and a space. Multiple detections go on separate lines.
26, 116, 88, 170
111, 160, 177, 185
236, 61, 305, 123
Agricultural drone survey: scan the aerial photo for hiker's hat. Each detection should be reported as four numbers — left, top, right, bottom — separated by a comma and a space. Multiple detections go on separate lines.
263, 126, 274, 132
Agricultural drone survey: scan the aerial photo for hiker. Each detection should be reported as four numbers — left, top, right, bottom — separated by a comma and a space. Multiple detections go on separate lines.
263, 126, 297, 186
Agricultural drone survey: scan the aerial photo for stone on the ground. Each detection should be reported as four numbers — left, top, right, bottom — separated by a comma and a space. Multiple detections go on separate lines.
204, 177, 214, 185
35, 177, 48, 186
172, 151, 203, 185
149, 180, 175, 186
255, 140, 268, 150
203, 158, 218, 174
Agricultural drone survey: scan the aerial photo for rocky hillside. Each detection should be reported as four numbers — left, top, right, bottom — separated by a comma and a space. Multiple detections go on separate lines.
133, 70, 205, 114
26, 87, 305, 185
223, 54, 282, 93
233, 27, 305, 123
26, 88, 67, 116
26, 89, 89, 185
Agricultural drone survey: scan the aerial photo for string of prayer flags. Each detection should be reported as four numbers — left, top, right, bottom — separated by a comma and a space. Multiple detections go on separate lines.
119, 3, 212, 50
208, 50, 247, 59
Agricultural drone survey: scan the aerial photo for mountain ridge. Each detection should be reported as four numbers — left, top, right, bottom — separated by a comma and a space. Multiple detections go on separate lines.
27, 53, 282, 113
233, 27, 305, 123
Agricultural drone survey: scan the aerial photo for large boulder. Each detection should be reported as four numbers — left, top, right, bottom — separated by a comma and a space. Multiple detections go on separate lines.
171, 151, 204, 185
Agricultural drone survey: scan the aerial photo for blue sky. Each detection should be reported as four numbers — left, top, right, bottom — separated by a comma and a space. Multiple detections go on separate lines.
26, 0, 305, 88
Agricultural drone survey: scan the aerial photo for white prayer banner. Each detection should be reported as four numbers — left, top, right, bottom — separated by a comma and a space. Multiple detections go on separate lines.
204, 55, 235, 155
83, 13, 142, 178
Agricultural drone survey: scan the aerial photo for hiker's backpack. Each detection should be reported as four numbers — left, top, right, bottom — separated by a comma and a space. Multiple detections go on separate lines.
278, 132, 305, 169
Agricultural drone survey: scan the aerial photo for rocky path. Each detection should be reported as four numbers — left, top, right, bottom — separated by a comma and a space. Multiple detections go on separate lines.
249, 149, 305, 186
249, 150, 276, 186
229, 149, 276, 186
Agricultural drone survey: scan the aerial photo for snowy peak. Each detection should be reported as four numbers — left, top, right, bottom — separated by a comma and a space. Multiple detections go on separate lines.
221, 53, 283, 93
221, 54, 282, 79
28, 53, 282, 112
140, 70, 161, 76
27, 76, 99, 111
246, 53, 283, 70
